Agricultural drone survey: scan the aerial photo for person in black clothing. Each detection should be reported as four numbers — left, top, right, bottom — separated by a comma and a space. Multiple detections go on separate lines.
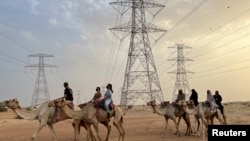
214, 90, 224, 114
56, 82, 74, 121
189, 89, 199, 106
63, 82, 73, 101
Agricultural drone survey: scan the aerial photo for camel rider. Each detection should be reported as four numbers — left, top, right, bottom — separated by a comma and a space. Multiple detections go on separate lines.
214, 90, 224, 114
56, 82, 74, 121
103, 83, 113, 118
175, 89, 185, 113
61, 82, 74, 108
176, 89, 186, 103
189, 89, 199, 106
206, 90, 218, 112
89, 87, 102, 107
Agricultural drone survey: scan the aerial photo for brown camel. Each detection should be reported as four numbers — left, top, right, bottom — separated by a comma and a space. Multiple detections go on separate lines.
146, 100, 192, 137
0, 98, 95, 141
51, 99, 125, 141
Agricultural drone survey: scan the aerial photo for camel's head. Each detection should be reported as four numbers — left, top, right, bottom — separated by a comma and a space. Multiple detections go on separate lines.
186, 100, 196, 109
0, 98, 21, 109
48, 101, 56, 108
53, 99, 67, 108
179, 100, 188, 110
146, 100, 156, 106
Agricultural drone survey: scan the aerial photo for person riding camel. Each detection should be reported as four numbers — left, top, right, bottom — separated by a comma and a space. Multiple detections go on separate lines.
206, 90, 218, 112
214, 90, 224, 114
174, 89, 186, 114
56, 82, 74, 121
103, 83, 113, 118
89, 86, 102, 107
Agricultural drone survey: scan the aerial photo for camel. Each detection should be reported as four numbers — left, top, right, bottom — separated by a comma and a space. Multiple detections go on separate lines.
0, 98, 95, 141
146, 100, 192, 137
185, 100, 226, 126
51, 99, 125, 141
180, 100, 225, 138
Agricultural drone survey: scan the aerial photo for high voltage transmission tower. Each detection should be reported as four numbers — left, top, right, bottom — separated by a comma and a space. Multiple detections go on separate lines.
168, 44, 194, 102
25, 54, 57, 106
109, 0, 166, 108
75, 90, 82, 105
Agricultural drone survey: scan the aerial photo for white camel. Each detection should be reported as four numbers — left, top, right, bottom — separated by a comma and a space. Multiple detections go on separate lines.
51, 99, 125, 141
0, 98, 95, 141
181, 100, 224, 138
146, 100, 192, 137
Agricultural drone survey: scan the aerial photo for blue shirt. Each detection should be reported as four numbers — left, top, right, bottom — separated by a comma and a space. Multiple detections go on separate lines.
104, 89, 112, 101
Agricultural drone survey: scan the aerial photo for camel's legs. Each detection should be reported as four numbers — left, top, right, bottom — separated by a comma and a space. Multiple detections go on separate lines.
176, 116, 182, 126
113, 120, 125, 141
76, 120, 96, 141
172, 118, 181, 136
100, 121, 111, 141
84, 122, 97, 141
182, 114, 191, 135
32, 120, 47, 140
196, 116, 200, 132
163, 116, 169, 138
92, 122, 102, 141
47, 123, 57, 141
73, 119, 81, 141
200, 117, 207, 138
223, 114, 227, 125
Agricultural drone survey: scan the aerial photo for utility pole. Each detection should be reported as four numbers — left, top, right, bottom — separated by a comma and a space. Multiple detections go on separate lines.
25, 53, 57, 106
168, 44, 194, 102
75, 90, 82, 105
109, 0, 166, 108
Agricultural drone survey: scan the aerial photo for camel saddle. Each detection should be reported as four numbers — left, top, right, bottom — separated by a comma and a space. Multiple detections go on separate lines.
94, 100, 115, 111
202, 101, 210, 107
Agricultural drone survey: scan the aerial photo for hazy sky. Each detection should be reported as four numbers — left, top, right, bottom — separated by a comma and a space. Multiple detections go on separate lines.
1, 0, 250, 107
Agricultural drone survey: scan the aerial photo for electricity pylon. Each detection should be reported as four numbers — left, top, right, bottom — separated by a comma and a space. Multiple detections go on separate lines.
75, 90, 82, 105
168, 44, 194, 102
25, 53, 57, 106
109, 0, 166, 108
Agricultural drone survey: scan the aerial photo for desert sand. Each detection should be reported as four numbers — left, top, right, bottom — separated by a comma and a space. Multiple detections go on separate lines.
0, 102, 250, 141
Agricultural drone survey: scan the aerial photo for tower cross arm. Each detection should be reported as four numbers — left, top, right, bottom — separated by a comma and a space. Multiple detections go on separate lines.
25, 64, 57, 68
110, 0, 165, 8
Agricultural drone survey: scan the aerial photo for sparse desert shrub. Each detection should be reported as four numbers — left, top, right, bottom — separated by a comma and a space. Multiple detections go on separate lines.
127, 105, 133, 109
0, 107, 7, 112
25, 107, 33, 111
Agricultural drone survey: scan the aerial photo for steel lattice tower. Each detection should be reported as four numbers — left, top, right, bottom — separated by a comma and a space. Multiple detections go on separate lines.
109, 0, 166, 107
168, 44, 194, 102
75, 90, 82, 105
25, 54, 57, 106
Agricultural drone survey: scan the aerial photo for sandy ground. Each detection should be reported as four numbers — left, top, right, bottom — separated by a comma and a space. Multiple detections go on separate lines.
0, 102, 250, 141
